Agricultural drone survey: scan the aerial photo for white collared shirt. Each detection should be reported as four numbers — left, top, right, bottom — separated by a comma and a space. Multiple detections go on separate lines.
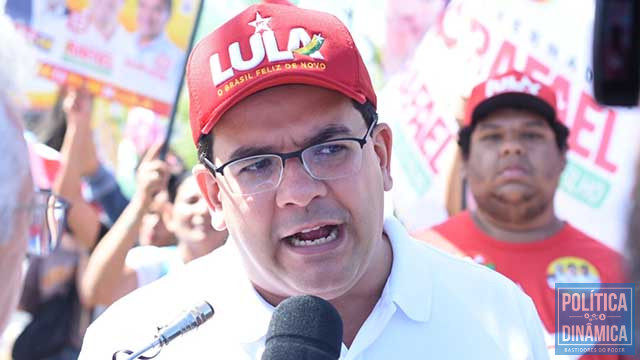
79, 217, 549, 359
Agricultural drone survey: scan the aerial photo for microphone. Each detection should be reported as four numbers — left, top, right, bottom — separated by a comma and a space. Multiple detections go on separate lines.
154, 301, 214, 346
262, 295, 343, 360
120, 301, 214, 360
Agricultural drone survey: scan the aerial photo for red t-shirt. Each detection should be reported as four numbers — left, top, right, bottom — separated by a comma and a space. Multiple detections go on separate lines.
427, 211, 630, 359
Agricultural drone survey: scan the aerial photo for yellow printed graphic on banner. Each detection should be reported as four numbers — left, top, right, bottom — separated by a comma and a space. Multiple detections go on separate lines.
67, 0, 89, 12
119, 0, 197, 50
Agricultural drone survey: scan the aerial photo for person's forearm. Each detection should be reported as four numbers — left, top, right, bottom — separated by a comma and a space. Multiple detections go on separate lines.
85, 164, 129, 224
54, 125, 100, 250
80, 196, 147, 306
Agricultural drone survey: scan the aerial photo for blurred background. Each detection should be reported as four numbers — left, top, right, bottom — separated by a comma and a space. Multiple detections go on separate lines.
1, 0, 639, 359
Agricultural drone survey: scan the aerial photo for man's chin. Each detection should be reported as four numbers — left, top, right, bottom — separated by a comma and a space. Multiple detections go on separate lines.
253, 277, 351, 304
492, 186, 536, 204
283, 274, 354, 300
483, 193, 548, 224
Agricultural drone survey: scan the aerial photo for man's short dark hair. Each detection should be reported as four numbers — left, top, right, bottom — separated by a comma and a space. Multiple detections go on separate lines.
198, 99, 377, 163
457, 106, 570, 159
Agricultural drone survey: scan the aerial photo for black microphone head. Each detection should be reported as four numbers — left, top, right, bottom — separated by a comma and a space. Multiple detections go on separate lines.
262, 295, 343, 360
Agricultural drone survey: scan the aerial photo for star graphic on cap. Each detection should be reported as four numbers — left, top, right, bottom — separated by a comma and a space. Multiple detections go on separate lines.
248, 12, 272, 33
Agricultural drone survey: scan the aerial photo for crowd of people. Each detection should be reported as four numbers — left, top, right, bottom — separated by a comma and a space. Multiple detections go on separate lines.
0, 1, 639, 360
3, 81, 228, 359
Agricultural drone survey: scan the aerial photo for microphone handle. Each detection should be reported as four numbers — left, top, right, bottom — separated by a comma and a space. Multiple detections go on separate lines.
124, 339, 162, 360
120, 302, 214, 360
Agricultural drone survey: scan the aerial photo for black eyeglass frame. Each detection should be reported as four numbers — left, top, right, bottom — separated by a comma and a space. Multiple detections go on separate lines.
199, 119, 379, 179
22, 189, 70, 256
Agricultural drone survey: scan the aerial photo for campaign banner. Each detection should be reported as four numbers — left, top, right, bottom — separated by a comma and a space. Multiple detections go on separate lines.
381, 0, 640, 253
4, 0, 202, 116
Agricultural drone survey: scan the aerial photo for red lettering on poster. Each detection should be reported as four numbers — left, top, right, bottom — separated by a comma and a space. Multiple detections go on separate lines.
570, 93, 617, 173
418, 117, 453, 174
489, 41, 516, 77
403, 84, 453, 174
524, 56, 549, 82
550, 74, 570, 124
435, 2, 462, 48
569, 94, 596, 158
470, 19, 490, 56
594, 108, 617, 173
65, 42, 112, 69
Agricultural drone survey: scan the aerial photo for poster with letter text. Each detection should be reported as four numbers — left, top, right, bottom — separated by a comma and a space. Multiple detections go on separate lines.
381, 0, 640, 253
4, 0, 202, 116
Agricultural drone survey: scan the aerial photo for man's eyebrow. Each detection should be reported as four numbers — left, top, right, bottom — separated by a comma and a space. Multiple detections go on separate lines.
227, 124, 354, 161
475, 122, 500, 130
228, 145, 277, 161
299, 124, 354, 148
475, 118, 548, 131
523, 118, 548, 128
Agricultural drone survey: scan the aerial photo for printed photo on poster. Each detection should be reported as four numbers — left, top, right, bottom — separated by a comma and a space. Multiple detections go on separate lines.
4, 0, 200, 115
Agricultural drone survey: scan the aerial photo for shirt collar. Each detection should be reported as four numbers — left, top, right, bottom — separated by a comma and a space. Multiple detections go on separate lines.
382, 216, 433, 323
211, 216, 433, 346
199, 241, 274, 345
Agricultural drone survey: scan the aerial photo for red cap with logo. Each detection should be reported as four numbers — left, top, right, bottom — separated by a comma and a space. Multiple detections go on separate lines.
464, 70, 558, 127
186, 3, 377, 144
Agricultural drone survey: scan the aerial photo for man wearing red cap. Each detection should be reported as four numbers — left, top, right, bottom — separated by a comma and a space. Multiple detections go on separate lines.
414, 71, 629, 359
79, 5, 549, 359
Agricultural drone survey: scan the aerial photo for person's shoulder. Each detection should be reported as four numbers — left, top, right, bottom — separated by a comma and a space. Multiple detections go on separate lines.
125, 245, 175, 267
127, 244, 172, 256
395, 228, 542, 339
105, 243, 237, 310
562, 223, 623, 258
431, 210, 473, 232
80, 246, 240, 358
90, 250, 216, 319
413, 236, 520, 292
391, 217, 522, 297
560, 223, 629, 281
412, 211, 476, 253
80, 271, 191, 358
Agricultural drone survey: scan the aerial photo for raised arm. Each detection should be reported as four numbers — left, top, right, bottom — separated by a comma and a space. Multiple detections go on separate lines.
52, 87, 101, 251
79, 144, 169, 307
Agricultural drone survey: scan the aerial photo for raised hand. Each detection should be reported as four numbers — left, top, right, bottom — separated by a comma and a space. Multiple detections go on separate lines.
135, 142, 170, 208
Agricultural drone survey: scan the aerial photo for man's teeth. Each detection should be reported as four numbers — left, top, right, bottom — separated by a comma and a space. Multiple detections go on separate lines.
300, 225, 322, 234
290, 227, 338, 247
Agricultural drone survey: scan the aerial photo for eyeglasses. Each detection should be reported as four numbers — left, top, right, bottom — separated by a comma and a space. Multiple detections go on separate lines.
200, 120, 378, 195
30, 190, 69, 255
17, 190, 69, 256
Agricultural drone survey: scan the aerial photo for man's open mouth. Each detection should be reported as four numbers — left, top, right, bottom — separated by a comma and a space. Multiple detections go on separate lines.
283, 225, 340, 247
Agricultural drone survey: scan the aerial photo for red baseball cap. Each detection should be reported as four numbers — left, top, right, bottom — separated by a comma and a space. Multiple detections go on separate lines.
186, 3, 377, 144
464, 71, 558, 127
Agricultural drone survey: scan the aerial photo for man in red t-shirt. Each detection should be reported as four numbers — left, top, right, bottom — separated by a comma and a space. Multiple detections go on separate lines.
414, 71, 630, 359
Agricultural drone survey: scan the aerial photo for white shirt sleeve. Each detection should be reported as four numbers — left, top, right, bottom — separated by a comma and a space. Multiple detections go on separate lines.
125, 246, 175, 287
519, 291, 552, 360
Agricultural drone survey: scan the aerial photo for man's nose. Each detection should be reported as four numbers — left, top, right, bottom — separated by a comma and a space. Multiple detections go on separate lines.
275, 158, 327, 208
499, 135, 525, 156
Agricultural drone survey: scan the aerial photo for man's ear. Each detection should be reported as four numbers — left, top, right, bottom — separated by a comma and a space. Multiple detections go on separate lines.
193, 164, 227, 231
372, 123, 393, 191
559, 148, 568, 173
460, 154, 468, 179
